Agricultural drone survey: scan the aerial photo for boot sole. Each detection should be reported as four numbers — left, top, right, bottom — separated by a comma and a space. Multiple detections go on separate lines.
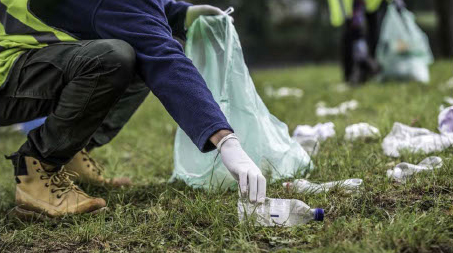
10, 206, 109, 221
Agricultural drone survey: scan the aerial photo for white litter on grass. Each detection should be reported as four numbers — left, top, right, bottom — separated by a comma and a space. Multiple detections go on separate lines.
345, 123, 381, 141
383, 107, 453, 157
293, 123, 336, 142
283, 179, 363, 194
334, 83, 350, 93
316, 100, 359, 117
292, 122, 335, 155
438, 106, 453, 134
265, 87, 303, 98
439, 97, 453, 111
382, 122, 453, 157
444, 97, 453, 105
386, 156, 443, 183
439, 77, 453, 91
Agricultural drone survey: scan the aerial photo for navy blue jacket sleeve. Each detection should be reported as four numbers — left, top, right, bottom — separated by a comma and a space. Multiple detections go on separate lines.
164, 0, 192, 40
94, 0, 233, 152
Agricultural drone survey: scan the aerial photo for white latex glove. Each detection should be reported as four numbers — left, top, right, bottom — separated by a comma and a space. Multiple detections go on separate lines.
219, 138, 266, 203
185, 5, 225, 28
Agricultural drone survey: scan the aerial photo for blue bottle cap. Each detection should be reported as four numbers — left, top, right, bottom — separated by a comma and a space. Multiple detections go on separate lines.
313, 208, 324, 221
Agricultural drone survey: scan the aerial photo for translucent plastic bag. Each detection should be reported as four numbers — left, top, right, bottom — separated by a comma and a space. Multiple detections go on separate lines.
171, 16, 313, 189
376, 4, 433, 83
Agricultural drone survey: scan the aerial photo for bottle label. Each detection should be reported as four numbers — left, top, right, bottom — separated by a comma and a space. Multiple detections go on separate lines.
269, 199, 291, 225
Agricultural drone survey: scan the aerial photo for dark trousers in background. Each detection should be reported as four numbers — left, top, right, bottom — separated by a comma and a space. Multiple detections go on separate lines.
342, 1, 387, 82
0, 40, 149, 175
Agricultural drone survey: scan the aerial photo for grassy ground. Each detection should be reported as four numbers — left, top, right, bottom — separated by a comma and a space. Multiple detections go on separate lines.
1, 61, 453, 252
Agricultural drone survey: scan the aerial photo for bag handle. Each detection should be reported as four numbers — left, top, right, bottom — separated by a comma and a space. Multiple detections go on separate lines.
224, 7, 235, 15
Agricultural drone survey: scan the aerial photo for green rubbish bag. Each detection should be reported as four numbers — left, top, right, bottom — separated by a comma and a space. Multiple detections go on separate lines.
376, 4, 434, 83
170, 15, 313, 189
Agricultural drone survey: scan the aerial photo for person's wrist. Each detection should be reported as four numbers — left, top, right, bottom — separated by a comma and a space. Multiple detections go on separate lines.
210, 129, 233, 146
216, 133, 239, 151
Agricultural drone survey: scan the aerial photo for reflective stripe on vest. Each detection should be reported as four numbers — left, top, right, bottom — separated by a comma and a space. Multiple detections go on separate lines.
0, 0, 77, 87
366, 0, 384, 13
328, 0, 385, 27
328, 0, 354, 27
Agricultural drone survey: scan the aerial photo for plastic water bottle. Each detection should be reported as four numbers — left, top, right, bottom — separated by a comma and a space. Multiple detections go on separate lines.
283, 179, 363, 194
387, 156, 443, 183
237, 198, 324, 227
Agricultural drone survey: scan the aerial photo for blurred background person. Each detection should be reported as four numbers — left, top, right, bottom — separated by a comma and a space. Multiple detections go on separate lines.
328, 0, 392, 84
188, 0, 448, 73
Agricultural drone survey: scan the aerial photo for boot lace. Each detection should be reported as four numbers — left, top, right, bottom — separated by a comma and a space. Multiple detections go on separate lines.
41, 168, 82, 198
81, 150, 105, 176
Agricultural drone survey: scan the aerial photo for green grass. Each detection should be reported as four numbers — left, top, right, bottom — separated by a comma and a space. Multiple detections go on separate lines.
1, 61, 453, 252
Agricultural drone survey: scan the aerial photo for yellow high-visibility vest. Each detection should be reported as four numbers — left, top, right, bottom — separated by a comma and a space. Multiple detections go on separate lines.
328, 0, 385, 27
0, 0, 76, 87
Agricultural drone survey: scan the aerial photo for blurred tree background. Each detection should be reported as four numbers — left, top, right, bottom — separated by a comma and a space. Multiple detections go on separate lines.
185, 0, 451, 67
434, 0, 453, 57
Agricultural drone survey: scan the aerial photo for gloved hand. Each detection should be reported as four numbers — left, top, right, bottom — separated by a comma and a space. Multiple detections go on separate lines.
185, 5, 225, 28
218, 135, 266, 203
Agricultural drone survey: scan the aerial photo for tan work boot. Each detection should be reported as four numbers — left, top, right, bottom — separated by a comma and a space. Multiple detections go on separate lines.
65, 150, 132, 187
14, 157, 107, 220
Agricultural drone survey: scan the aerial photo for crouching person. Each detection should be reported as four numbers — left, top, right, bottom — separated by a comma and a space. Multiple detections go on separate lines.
0, 0, 266, 219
